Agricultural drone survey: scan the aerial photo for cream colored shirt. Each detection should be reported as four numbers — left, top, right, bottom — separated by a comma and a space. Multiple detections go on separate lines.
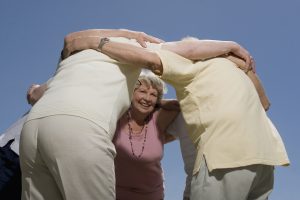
157, 49, 290, 174
27, 38, 150, 137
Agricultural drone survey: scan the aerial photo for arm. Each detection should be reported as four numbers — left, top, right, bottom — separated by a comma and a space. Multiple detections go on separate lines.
162, 38, 254, 71
62, 29, 163, 59
156, 99, 180, 144
97, 38, 255, 75
99, 39, 270, 110
99, 38, 164, 74
64, 32, 254, 75
223, 55, 270, 111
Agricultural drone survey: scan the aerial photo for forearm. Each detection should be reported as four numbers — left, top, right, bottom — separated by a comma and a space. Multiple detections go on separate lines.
63, 29, 133, 58
100, 39, 163, 74
157, 103, 180, 138
63, 29, 163, 59
225, 55, 247, 70
162, 38, 254, 70
162, 39, 238, 61
223, 55, 270, 111
64, 29, 135, 44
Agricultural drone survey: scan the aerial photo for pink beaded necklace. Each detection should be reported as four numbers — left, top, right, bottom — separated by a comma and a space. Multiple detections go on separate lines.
126, 111, 148, 159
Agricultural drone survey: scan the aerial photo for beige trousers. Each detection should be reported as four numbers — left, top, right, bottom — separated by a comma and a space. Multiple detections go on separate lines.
190, 158, 274, 200
20, 115, 116, 200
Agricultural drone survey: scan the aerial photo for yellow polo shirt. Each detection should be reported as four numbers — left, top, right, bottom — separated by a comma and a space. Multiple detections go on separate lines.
157, 49, 290, 174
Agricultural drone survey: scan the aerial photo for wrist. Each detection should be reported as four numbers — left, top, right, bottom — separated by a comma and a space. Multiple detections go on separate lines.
97, 37, 110, 52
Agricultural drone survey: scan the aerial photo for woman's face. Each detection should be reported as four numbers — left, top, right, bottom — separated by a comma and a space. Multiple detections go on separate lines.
132, 83, 158, 116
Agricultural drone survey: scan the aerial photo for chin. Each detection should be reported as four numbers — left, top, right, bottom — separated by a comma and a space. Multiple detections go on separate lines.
139, 108, 153, 115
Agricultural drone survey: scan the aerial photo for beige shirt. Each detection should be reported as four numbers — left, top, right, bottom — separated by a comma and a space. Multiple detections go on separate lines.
27, 38, 144, 137
157, 49, 290, 174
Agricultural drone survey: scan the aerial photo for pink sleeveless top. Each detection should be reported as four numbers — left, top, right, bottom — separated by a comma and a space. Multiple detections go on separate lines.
113, 111, 165, 200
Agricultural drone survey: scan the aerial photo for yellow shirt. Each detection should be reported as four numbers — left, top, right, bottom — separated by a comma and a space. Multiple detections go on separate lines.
157, 49, 290, 174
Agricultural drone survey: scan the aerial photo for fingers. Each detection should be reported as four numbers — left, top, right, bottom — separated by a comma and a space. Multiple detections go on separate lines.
136, 39, 147, 48
245, 55, 256, 73
146, 35, 165, 43
136, 32, 164, 48
237, 45, 256, 73
146, 35, 164, 44
250, 56, 256, 73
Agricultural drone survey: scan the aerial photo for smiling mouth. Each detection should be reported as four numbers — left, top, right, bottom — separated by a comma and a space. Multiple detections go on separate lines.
141, 104, 150, 108
140, 102, 151, 108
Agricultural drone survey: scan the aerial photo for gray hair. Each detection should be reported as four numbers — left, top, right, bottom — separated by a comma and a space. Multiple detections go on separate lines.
181, 36, 199, 41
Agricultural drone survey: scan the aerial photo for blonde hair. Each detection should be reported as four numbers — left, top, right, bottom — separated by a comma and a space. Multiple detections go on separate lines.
134, 73, 166, 104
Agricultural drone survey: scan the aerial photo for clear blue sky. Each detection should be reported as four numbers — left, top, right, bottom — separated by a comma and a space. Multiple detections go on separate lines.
0, 1, 299, 199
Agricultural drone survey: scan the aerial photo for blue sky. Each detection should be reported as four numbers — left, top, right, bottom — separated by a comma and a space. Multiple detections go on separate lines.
0, 0, 299, 199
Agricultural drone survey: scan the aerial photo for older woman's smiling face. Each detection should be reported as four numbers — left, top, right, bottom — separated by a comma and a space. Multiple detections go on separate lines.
131, 83, 158, 115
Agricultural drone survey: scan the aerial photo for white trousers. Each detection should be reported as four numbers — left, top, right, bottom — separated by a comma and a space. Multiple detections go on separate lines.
20, 115, 116, 200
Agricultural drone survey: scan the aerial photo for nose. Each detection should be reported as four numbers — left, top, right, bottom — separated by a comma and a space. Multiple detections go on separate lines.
143, 94, 151, 102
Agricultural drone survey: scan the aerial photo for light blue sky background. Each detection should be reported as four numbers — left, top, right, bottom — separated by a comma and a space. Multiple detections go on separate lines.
0, 1, 299, 199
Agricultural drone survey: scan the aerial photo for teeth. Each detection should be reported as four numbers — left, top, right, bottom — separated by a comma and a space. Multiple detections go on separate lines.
141, 103, 150, 107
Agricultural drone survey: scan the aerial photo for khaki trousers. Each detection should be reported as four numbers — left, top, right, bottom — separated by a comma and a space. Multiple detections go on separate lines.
191, 158, 274, 200
20, 115, 116, 200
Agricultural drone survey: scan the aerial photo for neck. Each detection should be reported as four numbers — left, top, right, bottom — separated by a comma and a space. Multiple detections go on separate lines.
128, 109, 148, 126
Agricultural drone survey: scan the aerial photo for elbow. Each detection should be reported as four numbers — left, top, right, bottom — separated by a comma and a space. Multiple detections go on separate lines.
149, 56, 163, 75
63, 33, 72, 44
185, 48, 199, 60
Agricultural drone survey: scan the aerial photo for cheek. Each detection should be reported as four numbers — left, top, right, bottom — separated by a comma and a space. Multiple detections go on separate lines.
151, 97, 158, 105
133, 93, 143, 101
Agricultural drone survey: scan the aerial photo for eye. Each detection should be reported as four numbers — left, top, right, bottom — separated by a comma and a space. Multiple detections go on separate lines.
151, 93, 158, 97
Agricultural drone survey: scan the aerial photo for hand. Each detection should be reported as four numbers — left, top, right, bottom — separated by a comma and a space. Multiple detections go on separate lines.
225, 55, 248, 72
62, 36, 99, 59
62, 29, 165, 59
225, 55, 270, 111
230, 42, 256, 73
26, 84, 44, 106
125, 30, 164, 48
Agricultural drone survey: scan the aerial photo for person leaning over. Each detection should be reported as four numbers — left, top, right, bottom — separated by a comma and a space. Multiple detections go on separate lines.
64, 33, 290, 200
20, 29, 163, 200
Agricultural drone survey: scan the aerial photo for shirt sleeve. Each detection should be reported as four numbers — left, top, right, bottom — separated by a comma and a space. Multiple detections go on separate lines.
155, 49, 196, 86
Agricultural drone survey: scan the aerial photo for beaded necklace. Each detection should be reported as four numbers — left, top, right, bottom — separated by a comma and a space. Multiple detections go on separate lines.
126, 111, 148, 159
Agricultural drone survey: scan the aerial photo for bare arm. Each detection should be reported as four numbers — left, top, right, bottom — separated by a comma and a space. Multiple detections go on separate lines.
225, 55, 270, 110
64, 33, 254, 72
99, 39, 164, 74
97, 38, 255, 76
63, 34, 269, 109
162, 39, 254, 71
156, 100, 180, 144
100, 40, 270, 110
62, 29, 163, 59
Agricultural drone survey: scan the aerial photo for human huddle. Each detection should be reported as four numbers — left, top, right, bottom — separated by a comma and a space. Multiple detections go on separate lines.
18, 29, 289, 200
